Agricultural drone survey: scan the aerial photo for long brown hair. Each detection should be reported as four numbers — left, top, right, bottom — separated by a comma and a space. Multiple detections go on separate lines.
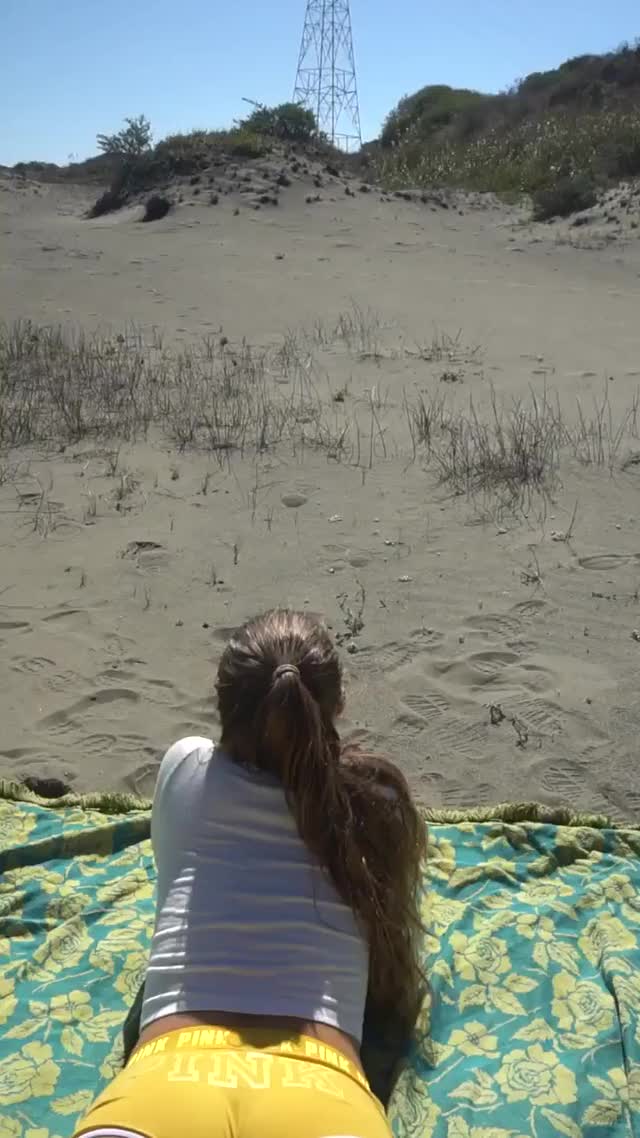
216, 608, 426, 1032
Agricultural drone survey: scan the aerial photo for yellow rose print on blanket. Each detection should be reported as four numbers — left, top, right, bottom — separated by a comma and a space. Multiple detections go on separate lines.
552, 973, 615, 1036
448, 1021, 499, 1057
30, 918, 92, 978
514, 913, 554, 941
519, 879, 575, 905
429, 897, 466, 936
496, 1044, 578, 1106
0, 1122, 61, 1138
0, 980, 17, 1027
628, 1066, 640, 1112
114, 951, 148, 1001
426, 835, 456, 879
580, 873, 636, 907
0, 1116, 21, 1138
450, 931, 511, 984
46, 884, 88, 923
48, 991, 93, 1024
0, 803, 37, 848
0, 1042, 60, 1105
8, 865, 64, 893
578, 914, 637, 964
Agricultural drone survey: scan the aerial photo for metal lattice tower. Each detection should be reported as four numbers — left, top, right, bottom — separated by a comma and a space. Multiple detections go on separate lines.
293, 0, 362, 151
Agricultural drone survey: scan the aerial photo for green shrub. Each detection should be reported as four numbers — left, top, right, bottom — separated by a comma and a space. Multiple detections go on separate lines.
380, 46, 640, 156
97, 115, 152, 159
153, 128, 266, 170
381, 86, 489, 147
241, 103, 317, 143
154, 130, 211, 175
87, 184, 128, 218
375, 107, 640, 201
375, 44, 640, 206
142, 195, 172, 222
532, 174, 598, 220
225, 130, 267, 158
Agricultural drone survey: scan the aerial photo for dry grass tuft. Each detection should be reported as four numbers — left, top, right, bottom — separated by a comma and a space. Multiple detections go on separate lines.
403, 381, 640, 514
3, 319, 640, 525
0, 320, 356, 466
433, 388, 563, 501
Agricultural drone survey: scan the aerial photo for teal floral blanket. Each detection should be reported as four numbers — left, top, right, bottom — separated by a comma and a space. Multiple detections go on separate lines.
1, 784, 639, 1138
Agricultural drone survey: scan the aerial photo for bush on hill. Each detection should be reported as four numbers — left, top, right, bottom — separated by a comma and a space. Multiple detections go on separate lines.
142, 194, 172, 222
381, 86, 491, 148
87, 184, 129, 218
85, 122, 269, 217
375, 42, 640, 215
97, 115, 153, 160
532, 174, 598, 221
240, 102, 317, 143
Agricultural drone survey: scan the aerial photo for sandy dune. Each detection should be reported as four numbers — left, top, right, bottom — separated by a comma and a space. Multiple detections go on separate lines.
1, 163, 640, 818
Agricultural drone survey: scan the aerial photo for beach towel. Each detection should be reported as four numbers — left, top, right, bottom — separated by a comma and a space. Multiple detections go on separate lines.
1, 783, 639, 1138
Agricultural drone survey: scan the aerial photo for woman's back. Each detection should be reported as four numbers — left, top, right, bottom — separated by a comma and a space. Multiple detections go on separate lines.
74, 612, 424, 1138
142, 736, 369, 1042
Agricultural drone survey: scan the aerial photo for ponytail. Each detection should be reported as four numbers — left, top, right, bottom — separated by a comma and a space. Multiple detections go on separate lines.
260, 668, 426, 1029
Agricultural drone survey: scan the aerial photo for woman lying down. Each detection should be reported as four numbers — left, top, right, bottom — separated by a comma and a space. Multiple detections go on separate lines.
73, 609, 426, 1138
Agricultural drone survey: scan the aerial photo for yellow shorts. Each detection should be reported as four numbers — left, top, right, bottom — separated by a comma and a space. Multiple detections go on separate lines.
73, 1026, 392, 1138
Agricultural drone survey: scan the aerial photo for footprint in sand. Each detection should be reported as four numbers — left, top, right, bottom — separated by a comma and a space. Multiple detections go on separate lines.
94, 668, 184, 706
176, 695, 216, 720
83, 731, 155, 757
465, 613, 523, 638
607, 704, 640, 732
466, 650, 522, 676
122, 761, 160, 798
36, 709, 79, 738
41, 607, 89, 624
532, 755, 619, 817
618, 791, 640, 815
578, 553, 640, 571
37, 689, 140, 739
141, 677, 188, 705
535, 756, 590, 798
427, 649, 523, 689
356, 630, 444, 674
426, 774, 494, 807
401, 691, 450, 719
391, 710, 430, 744
10, 655, 56, 675
510, 697, 564, 737
96, 665, 141, 684
120, 734, 158, 757
83, 733, 118, 755
79, 688, 140, 709
425, 716, 489, 760
0, 619, 32, 632
355, 642, 418, 672
0, 746, 45, 761
46, 668, 83, 693
511, 598, 549, 619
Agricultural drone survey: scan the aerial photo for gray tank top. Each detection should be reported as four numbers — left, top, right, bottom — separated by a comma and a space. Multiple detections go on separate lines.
141, 737, 369, 1042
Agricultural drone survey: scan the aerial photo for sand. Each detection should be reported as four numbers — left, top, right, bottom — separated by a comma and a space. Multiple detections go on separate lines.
1, 157, 640, 818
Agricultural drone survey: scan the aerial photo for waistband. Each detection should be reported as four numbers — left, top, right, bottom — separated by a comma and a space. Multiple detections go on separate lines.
129, 1026, 371, 1096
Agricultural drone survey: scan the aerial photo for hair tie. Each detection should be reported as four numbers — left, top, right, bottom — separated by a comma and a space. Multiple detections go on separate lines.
274, 663, 300, 680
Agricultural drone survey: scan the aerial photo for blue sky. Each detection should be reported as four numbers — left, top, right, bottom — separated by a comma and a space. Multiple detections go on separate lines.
1, 0, 637, 165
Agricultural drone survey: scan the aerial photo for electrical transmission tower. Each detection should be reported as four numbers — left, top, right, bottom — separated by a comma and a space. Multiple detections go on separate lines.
293, 0, 362, 151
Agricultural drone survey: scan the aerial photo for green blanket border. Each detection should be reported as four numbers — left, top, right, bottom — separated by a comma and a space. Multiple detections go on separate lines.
0, 777, 632, 828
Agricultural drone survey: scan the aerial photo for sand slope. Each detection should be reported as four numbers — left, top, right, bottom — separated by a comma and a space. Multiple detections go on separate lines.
2, 165, 640, 818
